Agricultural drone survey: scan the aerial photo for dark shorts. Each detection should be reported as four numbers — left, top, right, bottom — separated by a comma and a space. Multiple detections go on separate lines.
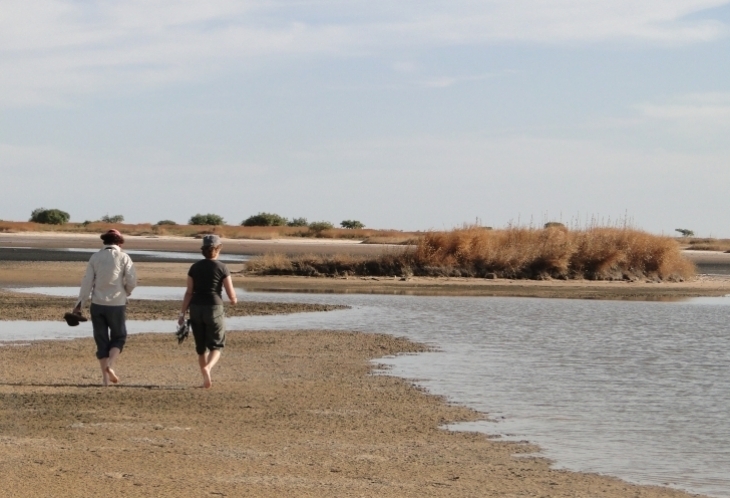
189, 304, 226, 355
90, 304, 127, 359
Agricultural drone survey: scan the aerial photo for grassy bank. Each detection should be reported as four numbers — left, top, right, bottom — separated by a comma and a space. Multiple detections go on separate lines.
246, 226, 695, 281
683, 237, 730, 252
0, 221, 416, 242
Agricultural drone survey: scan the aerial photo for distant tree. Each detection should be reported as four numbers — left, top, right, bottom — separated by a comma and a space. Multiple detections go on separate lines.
287, 217, 308, 227
241, 212, 288, 227
544, 222, 565, 229
340, 220, 365, 229
155, 219, 178, 226
308, 221, 334, 233
675, 228, 694, 237
30, 208, 70, 225
101, 214, 124, 223
189, 213, 225, 226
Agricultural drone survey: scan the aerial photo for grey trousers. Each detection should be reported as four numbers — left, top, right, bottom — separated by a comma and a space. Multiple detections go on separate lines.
189, 304, 226, 355
90, 304, 127, 359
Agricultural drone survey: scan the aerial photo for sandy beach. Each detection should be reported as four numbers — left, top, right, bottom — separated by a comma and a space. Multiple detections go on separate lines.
0, 232, 723, 497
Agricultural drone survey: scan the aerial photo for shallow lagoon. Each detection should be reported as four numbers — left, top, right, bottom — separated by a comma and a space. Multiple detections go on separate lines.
2, 287, 730, 497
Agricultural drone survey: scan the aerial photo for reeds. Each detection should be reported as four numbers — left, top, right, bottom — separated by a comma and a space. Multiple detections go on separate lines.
246, 226, 695, 281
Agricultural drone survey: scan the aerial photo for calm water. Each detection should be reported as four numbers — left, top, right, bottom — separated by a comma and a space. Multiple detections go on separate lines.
3, 287, 730, 497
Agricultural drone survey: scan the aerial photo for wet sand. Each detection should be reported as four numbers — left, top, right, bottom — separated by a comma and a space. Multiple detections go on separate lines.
0, 289, 346, 321
0, 331, 701, 497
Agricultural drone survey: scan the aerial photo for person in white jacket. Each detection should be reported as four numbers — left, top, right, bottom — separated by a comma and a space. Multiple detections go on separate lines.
73, 229, 137, 386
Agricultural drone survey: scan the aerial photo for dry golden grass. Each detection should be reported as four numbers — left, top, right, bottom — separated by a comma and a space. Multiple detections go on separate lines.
0, 221, 417, 242
246, 226, 695, 281
683, 238, 730, 252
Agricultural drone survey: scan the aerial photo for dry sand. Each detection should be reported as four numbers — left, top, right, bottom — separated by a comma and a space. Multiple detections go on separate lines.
0, 331, 701, 498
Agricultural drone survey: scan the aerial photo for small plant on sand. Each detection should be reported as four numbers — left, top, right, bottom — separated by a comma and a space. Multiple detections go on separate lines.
30, 208, 70, 225
242, 212, 288, 227
189, 213, 225, 226
341, 220, 365, 229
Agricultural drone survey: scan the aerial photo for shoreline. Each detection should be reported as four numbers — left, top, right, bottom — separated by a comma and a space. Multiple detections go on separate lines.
3, 260, 730, 300
2, 233, 730, 299
0, 330, 703, 497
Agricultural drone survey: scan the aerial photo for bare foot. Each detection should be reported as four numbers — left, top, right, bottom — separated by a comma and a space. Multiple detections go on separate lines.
105, 367, 119, 384
201, 368, 212, 389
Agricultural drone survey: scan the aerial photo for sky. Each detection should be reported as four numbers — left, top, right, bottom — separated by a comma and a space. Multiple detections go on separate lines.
1, 1, 730, 236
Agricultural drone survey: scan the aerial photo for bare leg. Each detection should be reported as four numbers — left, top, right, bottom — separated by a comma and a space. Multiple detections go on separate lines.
105, 347, 121, 384
99, 358, 110, 386
198, 350, 221, 389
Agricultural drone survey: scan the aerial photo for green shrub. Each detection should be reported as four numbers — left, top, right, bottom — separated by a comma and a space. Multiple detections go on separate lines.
189, 213, 225, 226
155, 219, 177, 226
675, 228, 694, 237
287, 217, 308, 227
340, 220, 365, 229
101, 214, 124, 223
242, 212, 288, 227
308, 221, 334, 232
30, 208, 70, 225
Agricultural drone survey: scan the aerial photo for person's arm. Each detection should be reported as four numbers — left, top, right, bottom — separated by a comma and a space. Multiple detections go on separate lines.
123, 255, 137, 296
74, 261, 95, 313
223, 276, 237, 305
179, 276, 194, 325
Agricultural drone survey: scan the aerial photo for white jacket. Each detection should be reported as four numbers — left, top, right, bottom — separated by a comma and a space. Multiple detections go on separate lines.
77, 245, 137, 308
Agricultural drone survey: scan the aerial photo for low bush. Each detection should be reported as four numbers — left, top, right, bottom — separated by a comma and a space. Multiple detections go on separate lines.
155, 219, 178, 226
30, 208, 70, 225
308, 221, 334, 232
341, 220, 365, 229
101, 214, 124, 223
189, 213, 225, 226
287, 217, 308, 227
242, 212, 288, 227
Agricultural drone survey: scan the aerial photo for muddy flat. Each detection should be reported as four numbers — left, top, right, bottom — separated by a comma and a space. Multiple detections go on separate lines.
0, 331, 701, 498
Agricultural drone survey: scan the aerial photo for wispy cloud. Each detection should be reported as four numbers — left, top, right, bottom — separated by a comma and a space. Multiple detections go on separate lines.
637, 92, 730, 120
1, 0, 729, 106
